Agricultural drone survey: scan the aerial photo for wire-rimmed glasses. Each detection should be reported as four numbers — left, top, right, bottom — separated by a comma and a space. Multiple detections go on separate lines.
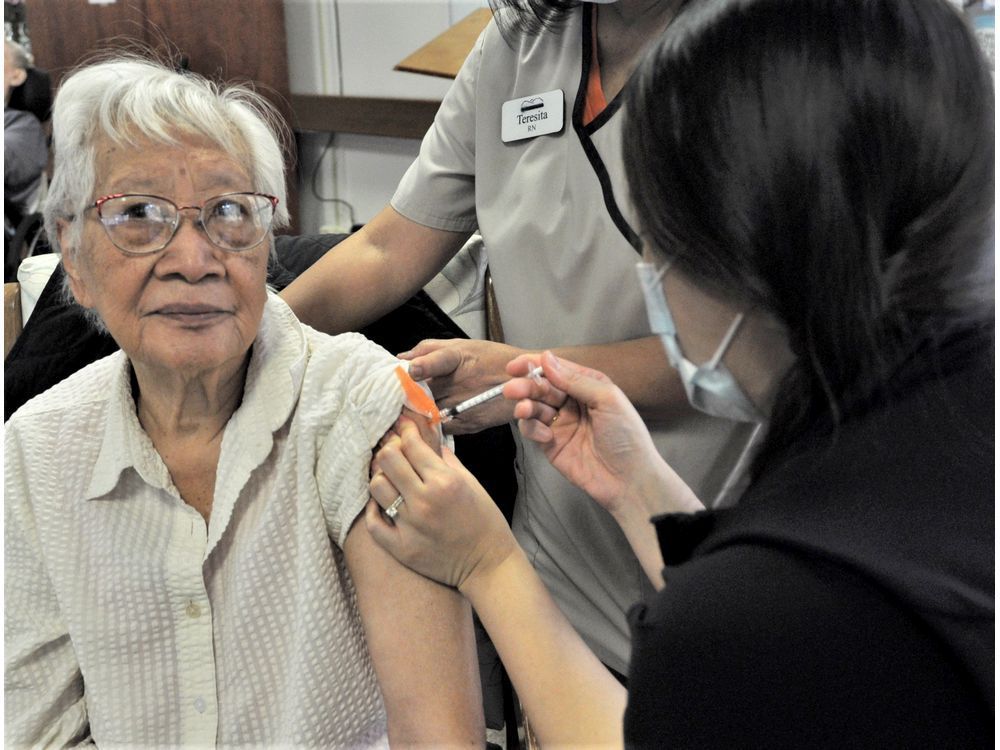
89, 192, 279, 256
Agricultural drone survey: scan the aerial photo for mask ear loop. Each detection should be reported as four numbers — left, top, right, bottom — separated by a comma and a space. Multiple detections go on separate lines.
638, 260, 671, 289
707, 313, 746, 369
650, 260, 670, 286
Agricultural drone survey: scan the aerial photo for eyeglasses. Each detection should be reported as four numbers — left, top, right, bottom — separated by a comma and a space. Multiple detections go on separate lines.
89, 192, 279, 256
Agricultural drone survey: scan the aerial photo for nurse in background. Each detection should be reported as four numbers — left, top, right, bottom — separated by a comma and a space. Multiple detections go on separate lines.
283, 0, 755, 680
365, 0, 994, 746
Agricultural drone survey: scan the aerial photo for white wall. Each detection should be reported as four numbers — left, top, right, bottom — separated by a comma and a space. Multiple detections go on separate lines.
285, 0, 488, 233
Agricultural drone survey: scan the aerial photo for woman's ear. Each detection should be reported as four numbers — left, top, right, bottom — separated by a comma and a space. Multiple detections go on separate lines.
58, 220, 94, 309
8, 66, 27, 89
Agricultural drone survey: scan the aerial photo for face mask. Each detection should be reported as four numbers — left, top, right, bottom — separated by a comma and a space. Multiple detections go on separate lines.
636, 262, 765, 423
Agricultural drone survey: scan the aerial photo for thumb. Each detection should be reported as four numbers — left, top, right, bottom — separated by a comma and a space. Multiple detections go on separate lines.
398, 338, 441, 359
406, 342, 460, 381
540, 350, 613, 409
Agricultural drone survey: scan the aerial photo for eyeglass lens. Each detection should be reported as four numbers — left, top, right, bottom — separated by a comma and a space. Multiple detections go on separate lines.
98, 193, 274, 254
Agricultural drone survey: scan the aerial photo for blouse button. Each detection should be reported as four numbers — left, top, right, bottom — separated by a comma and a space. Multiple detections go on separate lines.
193, 696, 206, 713
185, 601, 202, 619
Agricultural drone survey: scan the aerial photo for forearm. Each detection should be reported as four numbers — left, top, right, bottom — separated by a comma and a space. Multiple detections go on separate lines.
612, 457, 704, 589
279, 206, 470, 334
550, 337, 689, 420
462, 546, 626, 748
280, 228, 413, 334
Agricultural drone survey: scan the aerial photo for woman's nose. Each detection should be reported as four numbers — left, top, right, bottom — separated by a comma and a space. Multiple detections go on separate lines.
155, 210, 225, 281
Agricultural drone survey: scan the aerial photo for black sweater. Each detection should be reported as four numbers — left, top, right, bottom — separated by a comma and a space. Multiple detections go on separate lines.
625, 330, 994, 748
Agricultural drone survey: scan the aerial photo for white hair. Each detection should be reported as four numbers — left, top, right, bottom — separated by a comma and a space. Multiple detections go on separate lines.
42, 54, 290, 328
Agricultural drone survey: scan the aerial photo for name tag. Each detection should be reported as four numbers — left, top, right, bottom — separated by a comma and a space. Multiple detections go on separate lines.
501, 89, 564, 143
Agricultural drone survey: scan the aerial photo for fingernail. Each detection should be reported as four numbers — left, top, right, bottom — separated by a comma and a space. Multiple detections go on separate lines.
409, 365, 423, 380
544, 351, 561, 370
397, 350, 412, 359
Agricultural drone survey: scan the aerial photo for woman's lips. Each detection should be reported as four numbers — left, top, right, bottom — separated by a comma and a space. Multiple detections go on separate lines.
152, 304, 231, 324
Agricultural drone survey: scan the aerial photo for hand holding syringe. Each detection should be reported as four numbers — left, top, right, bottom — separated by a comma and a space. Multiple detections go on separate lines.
440, 366, 545, 422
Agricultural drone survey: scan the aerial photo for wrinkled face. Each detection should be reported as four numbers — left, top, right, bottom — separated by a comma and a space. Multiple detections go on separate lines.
61, 134, 269, 381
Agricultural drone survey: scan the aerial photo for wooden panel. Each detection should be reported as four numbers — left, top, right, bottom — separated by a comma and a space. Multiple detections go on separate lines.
27, 0, 288, 107
137, 0, 291, 124
290, 94, 440, 140
394, 8, 492, 80
23, 0, 150, 83
24, 0, 297, 230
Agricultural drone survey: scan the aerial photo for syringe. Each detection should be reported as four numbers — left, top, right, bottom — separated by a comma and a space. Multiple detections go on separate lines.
440, 366, 544, 421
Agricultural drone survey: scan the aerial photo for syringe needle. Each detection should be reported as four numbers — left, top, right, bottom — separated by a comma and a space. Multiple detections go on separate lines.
440, 366, 544, 421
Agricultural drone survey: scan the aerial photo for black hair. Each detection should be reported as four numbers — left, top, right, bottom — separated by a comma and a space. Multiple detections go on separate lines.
624, 0, 994, 471
489, 0, 692, 38
488, 0, 582, 37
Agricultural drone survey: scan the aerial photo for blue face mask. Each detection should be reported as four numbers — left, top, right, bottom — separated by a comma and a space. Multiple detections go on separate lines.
636, 262, 765, 424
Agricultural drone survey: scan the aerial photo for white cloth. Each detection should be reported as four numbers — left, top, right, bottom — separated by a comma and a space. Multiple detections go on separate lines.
5, 294, 407, 748
16, 252, 60, 325
392, 8, 756, 674
422, 234, 489, 340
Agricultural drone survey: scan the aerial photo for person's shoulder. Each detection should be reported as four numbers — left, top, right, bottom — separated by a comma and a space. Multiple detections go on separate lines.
480, 5, 583, 64
4, 105, 43, 133
299, 323, 400, 405
9, 351, 125, 426
261, 294, 404, 433
258, 292, 395, 378
296, 328, 407, 446
305, 327, 397, 374
6, 352, 126, 475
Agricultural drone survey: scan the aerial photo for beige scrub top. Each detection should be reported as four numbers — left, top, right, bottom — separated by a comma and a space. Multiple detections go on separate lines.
392, 8, 756, 675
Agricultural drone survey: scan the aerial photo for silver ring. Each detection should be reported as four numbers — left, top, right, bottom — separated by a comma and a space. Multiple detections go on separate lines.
384, 495, 405, 520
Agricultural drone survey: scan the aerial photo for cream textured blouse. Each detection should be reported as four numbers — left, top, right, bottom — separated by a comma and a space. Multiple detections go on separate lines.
5, 294, 406, 748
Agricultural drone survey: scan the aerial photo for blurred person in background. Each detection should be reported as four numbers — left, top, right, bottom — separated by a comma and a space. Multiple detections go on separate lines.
4, 37, 48, 280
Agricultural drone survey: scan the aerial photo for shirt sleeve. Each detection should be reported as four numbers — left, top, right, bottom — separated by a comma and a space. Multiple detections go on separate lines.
4, 422, 91, 747
304, 334, 409, 547
389, 25, 487, 233
623, 544, 987, 748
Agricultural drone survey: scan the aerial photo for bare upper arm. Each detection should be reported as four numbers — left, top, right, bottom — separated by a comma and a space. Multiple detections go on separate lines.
342, 506, 483, 747
342, 401, 482, 746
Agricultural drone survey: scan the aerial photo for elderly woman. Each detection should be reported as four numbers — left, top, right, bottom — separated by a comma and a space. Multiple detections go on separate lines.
4, 57, 483, 748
